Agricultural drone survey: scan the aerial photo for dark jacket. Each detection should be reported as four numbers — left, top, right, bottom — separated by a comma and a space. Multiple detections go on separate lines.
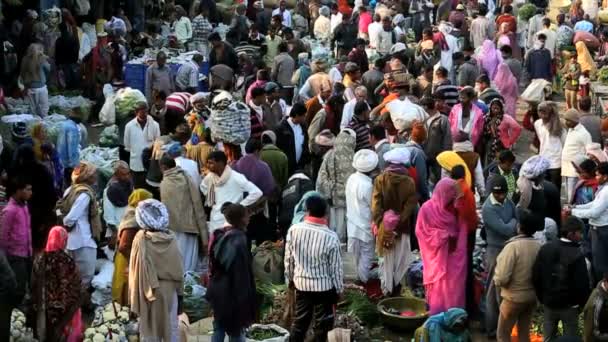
275, 118, 310, 176
278, 173, 314, 234
457, 58, 479, 87
478, 87, 503, 105
332, 22, 358, 51
484, 161, 521, 181
543, 180, 562, 228
533, 239, 591, 309
525, 48, 553, 82
206, 228, 256, 335
209, 43, 239, 72
54, 33, 80, 65
0, 250, 17, 300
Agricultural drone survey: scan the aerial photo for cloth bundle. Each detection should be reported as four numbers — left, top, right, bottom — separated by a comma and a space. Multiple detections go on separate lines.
210, 91, 251, 144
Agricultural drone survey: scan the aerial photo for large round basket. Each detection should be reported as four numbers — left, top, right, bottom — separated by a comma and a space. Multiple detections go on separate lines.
377, 297, 428, 331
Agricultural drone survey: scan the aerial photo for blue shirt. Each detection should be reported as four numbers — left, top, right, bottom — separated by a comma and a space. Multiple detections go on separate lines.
57, 119, 80, 168
574, 20, 594, 33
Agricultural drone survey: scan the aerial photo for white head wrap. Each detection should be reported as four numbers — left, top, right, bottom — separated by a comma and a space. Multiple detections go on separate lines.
352, 149, 379, 173
383, 147, 411, 165
136, 199, 170, 231
520, 155, 551, 179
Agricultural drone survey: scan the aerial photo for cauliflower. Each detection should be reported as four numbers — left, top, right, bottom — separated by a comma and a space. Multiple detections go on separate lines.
93, 333, 105, 342
103, 311, 117, 321
85, 328, 97, 338
13, 321, 23, 330
11, 330, 21, 339
97, 325, 109, 335
118, 311, 129, 323
110, 323, 121, 332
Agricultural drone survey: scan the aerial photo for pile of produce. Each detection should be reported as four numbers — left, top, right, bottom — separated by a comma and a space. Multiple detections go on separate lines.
518, 4, 537, 20
80, 146, 119, 179
257, 281, 288, 319
341, 289, 380, 326
88, 302, 138, 342
48, 95, 94, 122
98, 125, 120, 147
246, 324, 289, 341
183, 272, 210, 323
10, 310, 36, 342
114, 88, 147, 120
598, 66, 608, 84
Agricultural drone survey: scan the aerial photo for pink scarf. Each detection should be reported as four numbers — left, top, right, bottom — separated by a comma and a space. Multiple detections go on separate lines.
493, 63, 518, 117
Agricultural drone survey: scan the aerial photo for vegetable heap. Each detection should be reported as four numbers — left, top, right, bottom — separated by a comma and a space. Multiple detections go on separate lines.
114, 88, 147, 120
246, 326, 285, 340
518, 4, 537, 21
599, 66, 608, 85
10, 310, 36, 342
86, 302, 137, 342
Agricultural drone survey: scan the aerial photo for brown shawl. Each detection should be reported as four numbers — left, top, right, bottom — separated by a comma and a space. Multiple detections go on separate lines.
160, 167, 208, 248
129, 230, 184, 342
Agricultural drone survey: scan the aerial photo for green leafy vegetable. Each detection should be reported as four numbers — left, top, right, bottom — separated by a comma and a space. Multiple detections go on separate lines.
518, 4, 537, 21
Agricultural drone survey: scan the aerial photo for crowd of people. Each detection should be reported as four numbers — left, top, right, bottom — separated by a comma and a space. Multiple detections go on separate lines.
3, 0, 608, 341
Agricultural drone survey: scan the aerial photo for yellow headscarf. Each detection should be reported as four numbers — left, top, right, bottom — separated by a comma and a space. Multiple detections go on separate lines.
30, 122, 46, 161
576, 41, 597, 76
436, 151, 472, 188
128, 189, 153, 208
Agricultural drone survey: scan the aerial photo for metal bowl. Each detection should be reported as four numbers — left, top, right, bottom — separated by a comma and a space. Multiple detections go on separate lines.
377, 297, 429, 331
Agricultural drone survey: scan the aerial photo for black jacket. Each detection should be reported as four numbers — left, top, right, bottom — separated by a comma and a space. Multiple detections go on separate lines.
55, 33, 80, 65
0, 250, 16, 300
543, 180, 562, 229
278, 173, 314, 234
332, 22, 358, 51
532, 239, 591, 309
275, 118, 310, 176
209, 43, 239, 73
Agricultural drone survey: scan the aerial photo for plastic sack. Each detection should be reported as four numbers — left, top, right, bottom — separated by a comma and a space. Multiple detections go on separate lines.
99, 125, 120, 147
114, 87, 147, 120
252, 241, 284, 285
385, 98, 428, 132
92, 259, 114, 289
100, 84, 117, 125
210, 96, 251, 144
573, 31, 600, 50
246, 324, 290, 342
520, 79, 552, 104
600, 10, 608, 23
183, 271, 210, 323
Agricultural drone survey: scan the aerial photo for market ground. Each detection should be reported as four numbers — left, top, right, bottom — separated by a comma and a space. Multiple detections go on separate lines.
85, 97, 551, 341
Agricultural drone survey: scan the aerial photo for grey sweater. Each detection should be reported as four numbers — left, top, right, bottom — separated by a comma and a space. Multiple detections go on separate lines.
482, 195, 518, 253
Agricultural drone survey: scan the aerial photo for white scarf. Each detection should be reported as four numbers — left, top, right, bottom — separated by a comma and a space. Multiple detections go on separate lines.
202, 166, 232, 207
248, 100, 264, 123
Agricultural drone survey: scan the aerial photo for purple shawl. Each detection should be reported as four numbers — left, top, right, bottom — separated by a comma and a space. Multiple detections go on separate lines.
232, 154, 276, 196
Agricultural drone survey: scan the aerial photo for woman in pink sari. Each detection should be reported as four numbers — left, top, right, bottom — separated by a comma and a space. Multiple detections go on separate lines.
477, 40, 501, 79
493, 63, 519, 117
415, 178, 468, 315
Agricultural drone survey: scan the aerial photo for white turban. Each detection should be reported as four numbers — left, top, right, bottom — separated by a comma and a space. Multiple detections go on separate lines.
352, 149, 379, 173
136, 199, 170, 231
520, 155, 551, 179
383, 147, 411, 166
190, 92, 210, 105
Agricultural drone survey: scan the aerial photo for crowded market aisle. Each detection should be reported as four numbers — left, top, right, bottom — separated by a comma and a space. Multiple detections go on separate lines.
2, 0, 608, 341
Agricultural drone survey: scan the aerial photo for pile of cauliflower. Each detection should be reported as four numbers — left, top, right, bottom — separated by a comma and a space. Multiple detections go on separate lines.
10, 310, 36, 342
85, 302, 138, 342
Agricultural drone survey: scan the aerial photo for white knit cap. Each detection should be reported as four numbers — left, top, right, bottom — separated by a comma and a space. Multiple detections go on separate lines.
383, 147, 411, 165
352, 149, 379, 173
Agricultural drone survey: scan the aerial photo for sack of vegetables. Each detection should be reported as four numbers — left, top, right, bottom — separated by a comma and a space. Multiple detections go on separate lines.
114, 87, 147, 120
246, 324, 290, 342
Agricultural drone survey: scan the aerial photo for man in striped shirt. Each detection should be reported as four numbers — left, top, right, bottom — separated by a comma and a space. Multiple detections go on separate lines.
285, 195, 343, 342
433, 66, 460, 110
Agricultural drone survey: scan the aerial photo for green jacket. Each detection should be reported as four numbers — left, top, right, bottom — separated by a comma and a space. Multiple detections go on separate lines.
260, 144, 289, 190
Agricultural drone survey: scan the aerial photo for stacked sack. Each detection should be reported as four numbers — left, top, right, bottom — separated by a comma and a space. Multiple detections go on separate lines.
209, 91, 251, 144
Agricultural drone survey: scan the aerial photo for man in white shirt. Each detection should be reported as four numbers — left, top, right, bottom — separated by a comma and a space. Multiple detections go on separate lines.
368, 14, 382, 49
345, 149, 379, 283
200, 151, 263, 232
562, 109, 592, 202
272, 0, 292, 28
571, 162, 608, 282
175, 54, 204, 93
124, 102, 161, 188
330, 4, 343, 34
534, 102, 567, 192
341, 86, 369, 129
537, 18, 557, 59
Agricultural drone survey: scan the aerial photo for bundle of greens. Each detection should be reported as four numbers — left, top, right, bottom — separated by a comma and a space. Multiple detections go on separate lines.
342, 290, 380, 326
518, 4, 537, 21
599, 67, 608, 84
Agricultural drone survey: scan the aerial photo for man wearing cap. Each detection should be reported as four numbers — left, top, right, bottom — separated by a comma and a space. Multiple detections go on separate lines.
533, 216, 591, 341
345, 149, 379, 284
482, 175, 518, 337
264, 82, 287, 130
562, 109, 592, 203
372, 147, 418, 295
124, 102, 161, 188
